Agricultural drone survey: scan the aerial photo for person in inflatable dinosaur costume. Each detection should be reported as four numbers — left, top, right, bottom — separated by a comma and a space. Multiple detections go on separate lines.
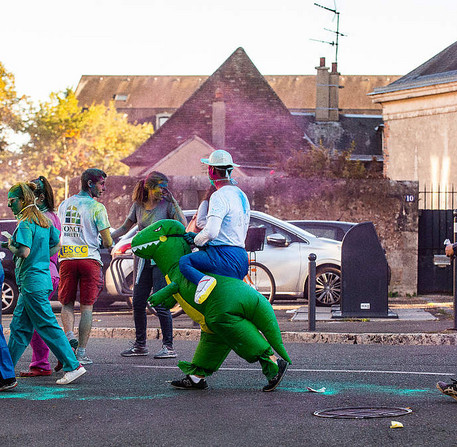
131, 219, 291, 391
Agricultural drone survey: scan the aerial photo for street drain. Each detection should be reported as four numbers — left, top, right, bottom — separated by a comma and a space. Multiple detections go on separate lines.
313, 406, 412, 419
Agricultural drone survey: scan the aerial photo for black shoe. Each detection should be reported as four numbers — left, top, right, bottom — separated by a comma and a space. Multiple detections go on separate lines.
263, 359, 289, 392
437, 378, 457, 401
0, 377, 18, 392
171, 375, 208, 390
121, 344, 149, 357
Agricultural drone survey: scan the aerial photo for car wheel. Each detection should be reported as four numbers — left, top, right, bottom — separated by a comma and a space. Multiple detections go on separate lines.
306, 266, 341, 306
315, 266, 341, 306
2, 277, 19, 314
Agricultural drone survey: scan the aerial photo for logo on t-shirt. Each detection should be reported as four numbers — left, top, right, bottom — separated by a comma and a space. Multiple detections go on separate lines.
62, 205, 82, 237
60, 245, 89, 258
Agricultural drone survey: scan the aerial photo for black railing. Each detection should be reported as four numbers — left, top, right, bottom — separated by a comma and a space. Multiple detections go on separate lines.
419, 184, 456, 210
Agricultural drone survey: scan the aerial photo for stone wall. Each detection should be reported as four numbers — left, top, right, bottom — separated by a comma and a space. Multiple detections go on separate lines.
0, 175, 418, 295
97, 175, 418, 295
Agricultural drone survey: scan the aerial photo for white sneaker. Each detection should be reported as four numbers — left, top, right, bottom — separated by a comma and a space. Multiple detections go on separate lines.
194, 275, 217, 304
56, 365, 86, 385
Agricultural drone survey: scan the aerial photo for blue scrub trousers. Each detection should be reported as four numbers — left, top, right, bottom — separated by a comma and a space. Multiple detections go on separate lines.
0, 324, 15, 380
0, 263, 15, 380
8, 289, 79, 372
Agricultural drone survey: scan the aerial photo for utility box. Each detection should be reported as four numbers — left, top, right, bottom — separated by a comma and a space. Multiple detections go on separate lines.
332, 221, 397, 319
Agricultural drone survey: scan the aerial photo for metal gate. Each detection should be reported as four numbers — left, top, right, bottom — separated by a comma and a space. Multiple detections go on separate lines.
417, 209, 453, 294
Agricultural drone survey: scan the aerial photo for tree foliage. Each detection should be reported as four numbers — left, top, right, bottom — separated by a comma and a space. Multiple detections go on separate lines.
283, 141, 382, 179
0, 62, 25, 151
0, 89, 154, 201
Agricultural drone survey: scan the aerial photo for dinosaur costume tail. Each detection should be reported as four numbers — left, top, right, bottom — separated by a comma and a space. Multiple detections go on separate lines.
250, 295, 292, 364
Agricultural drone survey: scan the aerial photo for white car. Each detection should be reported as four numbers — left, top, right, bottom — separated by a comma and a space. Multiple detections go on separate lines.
105, 210, 342, 307
105, 225, 136, 307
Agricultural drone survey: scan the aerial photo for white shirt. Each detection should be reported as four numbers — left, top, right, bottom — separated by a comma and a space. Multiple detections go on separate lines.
58, 191, 110, 264
194, 185, 250, 247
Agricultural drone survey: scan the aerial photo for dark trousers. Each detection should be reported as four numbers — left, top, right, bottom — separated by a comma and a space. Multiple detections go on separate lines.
133, 259, 173, 348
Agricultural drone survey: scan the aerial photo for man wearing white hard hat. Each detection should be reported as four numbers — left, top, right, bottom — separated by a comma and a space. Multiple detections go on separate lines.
179, 150, 250, 304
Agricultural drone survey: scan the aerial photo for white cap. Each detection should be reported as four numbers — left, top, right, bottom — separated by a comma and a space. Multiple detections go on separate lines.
201, 150, 240, 167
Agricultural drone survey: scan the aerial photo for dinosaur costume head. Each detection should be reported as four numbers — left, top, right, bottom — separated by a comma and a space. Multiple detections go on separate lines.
131, 219, 189, 268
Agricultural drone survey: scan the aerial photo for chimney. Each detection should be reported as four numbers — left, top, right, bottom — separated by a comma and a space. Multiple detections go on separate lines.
329, 62, 340, 121
315, 57, 330, 122
212, 87, 226, 148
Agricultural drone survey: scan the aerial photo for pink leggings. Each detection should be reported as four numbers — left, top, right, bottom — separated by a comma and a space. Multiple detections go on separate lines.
28, 276, 59, 371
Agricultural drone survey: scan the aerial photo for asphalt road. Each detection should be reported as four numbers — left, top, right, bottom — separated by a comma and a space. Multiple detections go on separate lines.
1, 339, 456, 447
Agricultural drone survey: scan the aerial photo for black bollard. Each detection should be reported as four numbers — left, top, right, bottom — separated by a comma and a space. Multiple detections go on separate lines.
453, 210, 457, 330
308, 253, 317, 331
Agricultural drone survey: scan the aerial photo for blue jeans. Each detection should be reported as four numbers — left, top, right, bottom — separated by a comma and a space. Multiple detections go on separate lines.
179, 245, 249, 284
133, 259, 173, 348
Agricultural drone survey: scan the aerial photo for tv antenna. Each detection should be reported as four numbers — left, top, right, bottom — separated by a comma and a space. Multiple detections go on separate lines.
311, 2, 347, 64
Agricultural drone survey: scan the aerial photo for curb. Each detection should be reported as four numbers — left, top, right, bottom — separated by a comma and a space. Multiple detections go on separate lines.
4, 327, 456, 346
88, 327, 457, 346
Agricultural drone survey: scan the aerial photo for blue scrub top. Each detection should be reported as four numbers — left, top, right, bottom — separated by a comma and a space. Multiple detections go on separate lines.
13, 219, 60, 294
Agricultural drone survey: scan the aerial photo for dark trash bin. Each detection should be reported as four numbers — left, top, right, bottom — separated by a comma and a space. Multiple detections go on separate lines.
332, 221, 397, 319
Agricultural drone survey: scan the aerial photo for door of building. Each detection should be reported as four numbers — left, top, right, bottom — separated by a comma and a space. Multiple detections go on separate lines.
417, 209, 453, 294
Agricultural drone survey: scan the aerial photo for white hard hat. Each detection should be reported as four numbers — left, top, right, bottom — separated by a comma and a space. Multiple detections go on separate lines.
201, 150, 240, 167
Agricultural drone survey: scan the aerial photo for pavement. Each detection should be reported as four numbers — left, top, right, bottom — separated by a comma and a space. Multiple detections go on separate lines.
4, 294, 456, 346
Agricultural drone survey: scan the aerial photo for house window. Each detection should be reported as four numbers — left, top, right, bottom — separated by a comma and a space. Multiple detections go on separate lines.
113, 94, 128, 101
156, 113, 171, 129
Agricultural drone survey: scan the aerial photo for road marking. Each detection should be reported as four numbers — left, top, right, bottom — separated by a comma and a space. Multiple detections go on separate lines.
133, 365, 454, 376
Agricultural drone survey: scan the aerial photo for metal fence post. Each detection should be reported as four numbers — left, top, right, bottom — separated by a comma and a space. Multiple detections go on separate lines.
453, 210, 457, 330
308, 253, 317, 331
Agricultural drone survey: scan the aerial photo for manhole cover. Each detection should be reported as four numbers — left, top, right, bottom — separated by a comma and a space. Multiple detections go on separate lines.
313, 406, 412, 419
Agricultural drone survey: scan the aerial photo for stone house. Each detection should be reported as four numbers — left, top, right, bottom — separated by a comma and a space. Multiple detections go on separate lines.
370, 40, 457, 204
122, 47, 309, 177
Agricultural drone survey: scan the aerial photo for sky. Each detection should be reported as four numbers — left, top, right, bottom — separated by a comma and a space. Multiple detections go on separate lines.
1, 0, 457, 103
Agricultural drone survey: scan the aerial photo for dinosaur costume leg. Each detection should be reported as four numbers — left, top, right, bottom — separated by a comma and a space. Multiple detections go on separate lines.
198, 277, 292, 380
178, 331, 231, 377
208, 316, 281, 380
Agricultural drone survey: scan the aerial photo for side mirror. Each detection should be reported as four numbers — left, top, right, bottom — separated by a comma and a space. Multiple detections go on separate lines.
266, 233, 288, 247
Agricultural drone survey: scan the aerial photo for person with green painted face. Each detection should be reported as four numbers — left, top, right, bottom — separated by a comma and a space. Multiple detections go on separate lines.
6, 182, 86, 385
57, 168, 112, 367
18, 176, 62, 378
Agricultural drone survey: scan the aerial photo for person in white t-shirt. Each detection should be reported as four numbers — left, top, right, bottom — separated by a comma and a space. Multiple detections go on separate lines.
57, 168, 112, 367
179, 150, 250, 304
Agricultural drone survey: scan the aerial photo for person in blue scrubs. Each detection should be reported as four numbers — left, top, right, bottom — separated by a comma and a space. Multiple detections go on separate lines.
0, 259, 17, 391
5, 182, 86, 385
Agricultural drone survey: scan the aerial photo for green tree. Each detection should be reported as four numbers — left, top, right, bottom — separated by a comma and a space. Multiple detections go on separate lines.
0, 61, 25, 151
0, 89, 154, 200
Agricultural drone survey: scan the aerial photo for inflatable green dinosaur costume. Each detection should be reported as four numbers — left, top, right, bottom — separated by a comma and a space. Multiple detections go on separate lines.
131, 219, 291, 390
